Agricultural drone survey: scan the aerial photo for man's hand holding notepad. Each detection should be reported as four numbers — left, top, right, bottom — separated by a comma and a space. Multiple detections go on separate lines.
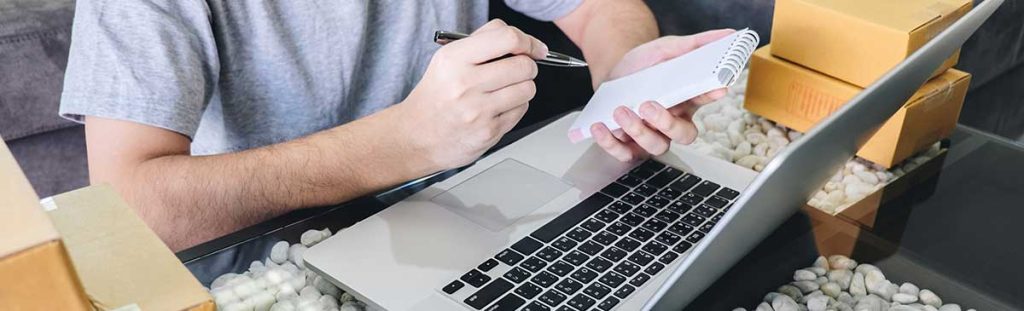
569, 29, 760, 146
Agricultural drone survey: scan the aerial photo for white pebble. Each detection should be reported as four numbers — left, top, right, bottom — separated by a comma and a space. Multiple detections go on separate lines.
755, 302, 773, 311
247, 291, 276, 311
339, 302, 364, 311
938, 304, 961, 311
301, 230, 326, 247
809, 267, 827, 276
320, 295, 340, 310
850, 272, 867, 296
807, 295, 830, 311
772, 294, 800, 311
212, 273, 240, 290
792, 280, 820, 293
828, 269, 853, 290
920, 289, 942, 308
276, 285, 299, 302
270, 302, 296, 311
222, 301, 256, 311
778, 284, 804, 300
899, 282, 920, 296
314, 275, 343, 298
289, 244, 308, 268
270, 241, 290, 264
821, 282, 842, 298
892, 293, 918, 304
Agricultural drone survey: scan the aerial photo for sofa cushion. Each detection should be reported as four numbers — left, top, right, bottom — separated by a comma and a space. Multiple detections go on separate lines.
0, 0, 75, 141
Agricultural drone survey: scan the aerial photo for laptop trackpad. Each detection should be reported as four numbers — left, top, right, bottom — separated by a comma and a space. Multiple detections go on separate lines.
431, 159, 571, 232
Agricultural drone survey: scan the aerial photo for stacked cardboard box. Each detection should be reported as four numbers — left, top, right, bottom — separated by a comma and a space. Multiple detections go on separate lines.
0, 137, 214, 310
744, 0, 973, 167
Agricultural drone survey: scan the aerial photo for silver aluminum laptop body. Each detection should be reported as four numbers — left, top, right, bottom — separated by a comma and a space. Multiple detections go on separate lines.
306, 1, 999, 309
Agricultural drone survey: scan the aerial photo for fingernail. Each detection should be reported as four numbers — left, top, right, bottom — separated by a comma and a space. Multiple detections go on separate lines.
614, 107, 632, 126
639, 103, 657, 120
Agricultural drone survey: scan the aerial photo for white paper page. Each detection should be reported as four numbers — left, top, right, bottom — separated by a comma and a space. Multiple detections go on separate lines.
568, 30, 754, 143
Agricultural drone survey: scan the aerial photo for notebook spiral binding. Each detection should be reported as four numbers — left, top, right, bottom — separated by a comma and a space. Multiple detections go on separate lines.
714, 29, 760, 86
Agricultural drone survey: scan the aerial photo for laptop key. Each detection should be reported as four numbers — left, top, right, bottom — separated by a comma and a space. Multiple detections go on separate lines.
627, 251, 655, 266
583, 282, 613, 300
532, 271, 559, 288
621, 192, 645, 205
487, 294, 526, 311
539, 290, 568, 306
597, 297, 621, 311
461, 269, 491, 287
642, 241, 669, 256
629, 167, 657, 180
614, 237, 642, 252
628, 228, 655, 242
644, 262, 666, 275
657, 187, 682, 200
530, 193, 612, 243
563, 250, 590, 266
551, 238, 577, 253
654, 210, 681, 223
681, 213, 705, 227
478, 259, 499, 272
495, 249, 525, 266
598, 271, 627, 288
592, 231, 618, 245
463, 278, 513, 309
634, 184, 658, 197
694, 204, 717, 218
634, 204, 658, 217
613, 284, 636, 299
692, 180, 720, 196
443, 280, 465, 294
566, 227, 592, 242
607, 201, 633, 214
680, 192, 704, 206
642, 218, 669, 232
686, 231, 706, 243
673, 241, 693, 253
520, 257, 546, 272
594, 210, 620, 223
577, 240, 604, 256
616, 174, 643, 187
555, 278, 584, 295
698, 222, 716, 234
600, 247, 627, 262
647, 168, 683, 188
503, 267, 531, 283
567, 294, 597, 310
613, 261, 642, 277
547, 261, 574, 277
655, 231, 682, 246
711, 212, 724, 223
667, 201, 693, 214
581, 218, 606, 232
705, 196, 728, 209
511, 237, 544, 256
554, 306, 573, 311
669, 174, 701, 192
628, 272, 651, 287
645, 196, 670, 209
515, 282, 543, 299
571, 267, 599, 283
607, 222, 632, 235
668, 222, 695, 235
620, 213, 645, 226
600, 182, 629, 198
522, 302, 550, 311
716, 187, 740, 200
659, 251, 679, 264
638, 159, 666, 172
586, 257, 614, 272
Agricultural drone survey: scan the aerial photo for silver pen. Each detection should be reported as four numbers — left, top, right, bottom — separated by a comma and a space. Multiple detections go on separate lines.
434, 30, 588, 68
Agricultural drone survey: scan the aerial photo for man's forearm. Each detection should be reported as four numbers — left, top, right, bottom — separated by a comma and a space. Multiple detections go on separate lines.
556, 0, 659, 88
101, 107, 437, 250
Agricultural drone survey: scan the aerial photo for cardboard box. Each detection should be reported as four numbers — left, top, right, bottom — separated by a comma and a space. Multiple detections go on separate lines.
0, 137, 92, 310
771, 0, 971, 87
0, 136, 213, 310
744, 46, 970, 167
44, 185, 215, 311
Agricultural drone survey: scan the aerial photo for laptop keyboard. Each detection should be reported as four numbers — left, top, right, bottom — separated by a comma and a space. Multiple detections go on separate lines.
441, 159, 741, 311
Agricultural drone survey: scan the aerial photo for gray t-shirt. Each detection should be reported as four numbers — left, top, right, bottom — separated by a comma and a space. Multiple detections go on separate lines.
60, 0, 580, 155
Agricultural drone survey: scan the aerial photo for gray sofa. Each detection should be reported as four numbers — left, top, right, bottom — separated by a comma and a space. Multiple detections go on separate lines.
2, 0, 1022, 198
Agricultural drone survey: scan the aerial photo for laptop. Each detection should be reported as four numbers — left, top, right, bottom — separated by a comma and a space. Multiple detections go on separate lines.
306, 1, 1000, 310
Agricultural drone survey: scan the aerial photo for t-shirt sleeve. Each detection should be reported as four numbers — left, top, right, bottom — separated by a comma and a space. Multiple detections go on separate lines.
59, 0, 219, 139
504, 0, 583, 22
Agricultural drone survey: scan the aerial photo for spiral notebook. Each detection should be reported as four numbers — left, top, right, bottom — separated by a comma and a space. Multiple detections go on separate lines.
568, 29, 760, 143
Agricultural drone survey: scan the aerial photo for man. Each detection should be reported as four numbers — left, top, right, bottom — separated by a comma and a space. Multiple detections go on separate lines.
60, 0, 731, 250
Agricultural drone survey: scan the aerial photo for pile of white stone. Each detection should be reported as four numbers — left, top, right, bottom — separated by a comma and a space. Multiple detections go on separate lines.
208, 229, 365, 311
734, 255, 974, 311
688, 71, 942, 214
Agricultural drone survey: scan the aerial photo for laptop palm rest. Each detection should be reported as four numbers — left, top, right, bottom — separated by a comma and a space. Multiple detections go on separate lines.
430, 159, 571, 232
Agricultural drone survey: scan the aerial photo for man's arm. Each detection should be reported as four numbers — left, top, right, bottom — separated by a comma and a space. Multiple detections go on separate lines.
554, 0, 659, 88
86, 20, 547, 251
